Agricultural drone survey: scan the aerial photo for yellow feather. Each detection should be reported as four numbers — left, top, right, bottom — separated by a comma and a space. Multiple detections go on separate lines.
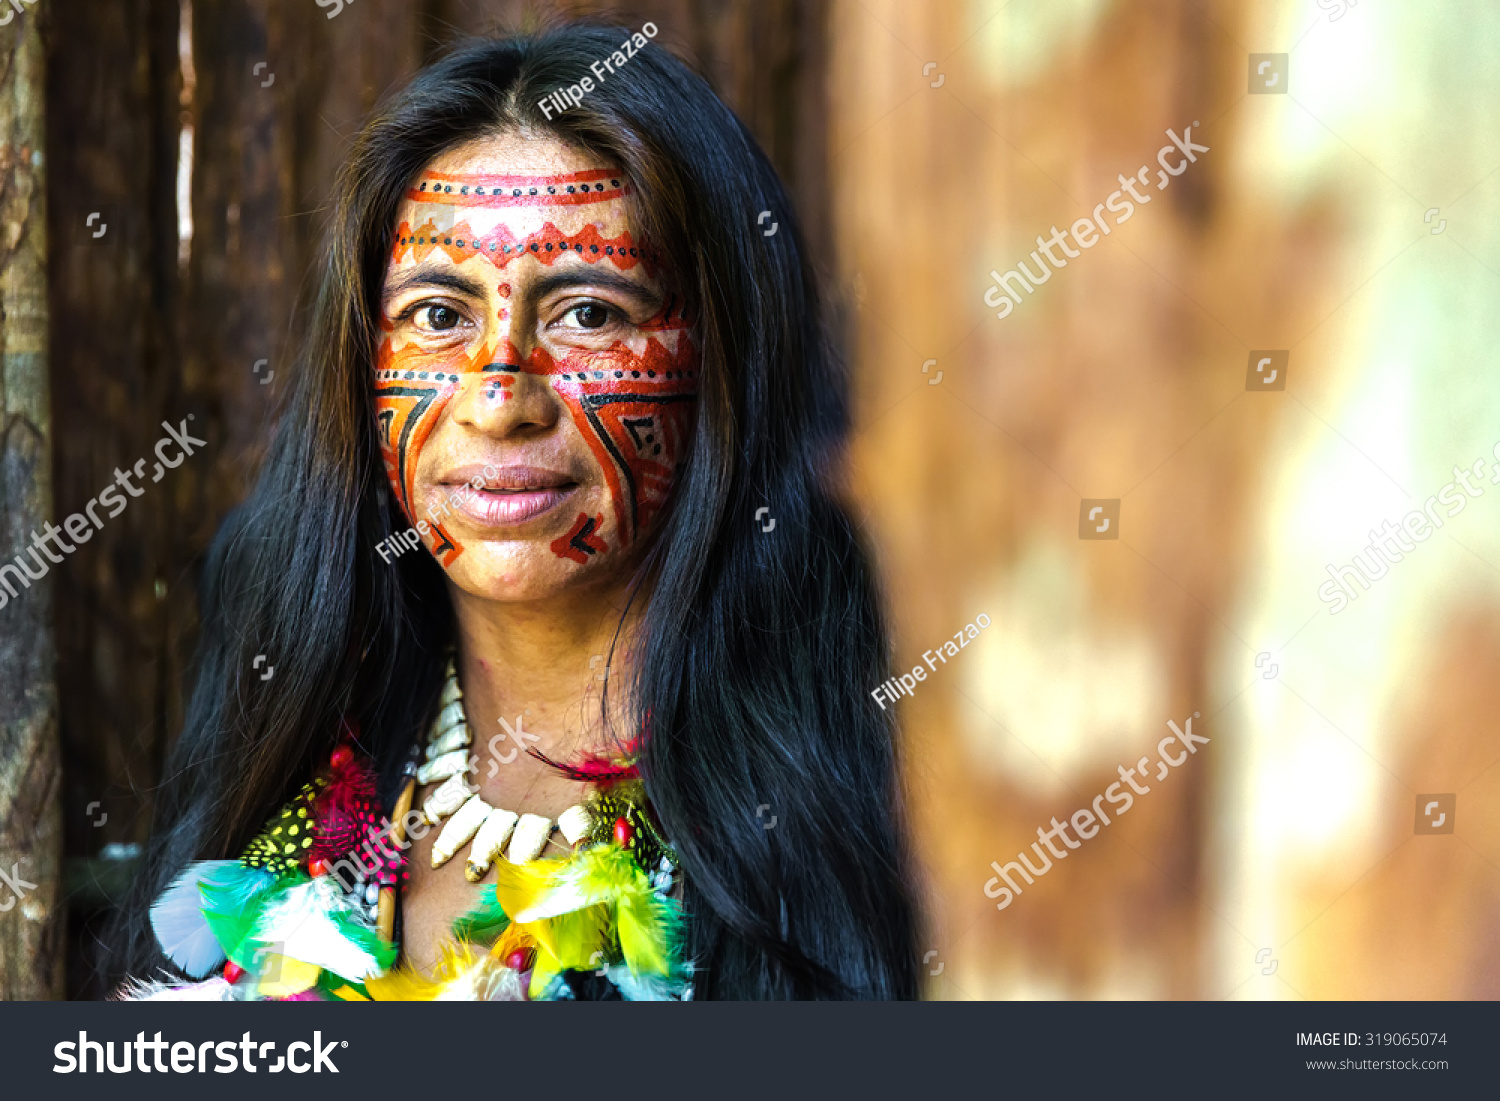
366, 943, 485, 1001
251, 954, 320, 999
618, 892, 675, 977
528, 945, 565, 1000
490, 856, 569, 920
530, 903, 613, 971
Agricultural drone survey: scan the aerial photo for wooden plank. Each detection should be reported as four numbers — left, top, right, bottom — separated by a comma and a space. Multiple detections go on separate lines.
0, 0, 62, 1001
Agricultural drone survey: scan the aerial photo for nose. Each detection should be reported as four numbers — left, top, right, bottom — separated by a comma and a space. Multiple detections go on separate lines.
447, 345, 562, 440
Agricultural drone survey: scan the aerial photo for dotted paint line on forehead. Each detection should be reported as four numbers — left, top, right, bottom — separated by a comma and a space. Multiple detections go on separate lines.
391, 218, 664, 278
409, 168, 628, 208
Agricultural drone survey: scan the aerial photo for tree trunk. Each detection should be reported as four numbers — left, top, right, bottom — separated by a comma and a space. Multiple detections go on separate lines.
0, 2, 63, 1000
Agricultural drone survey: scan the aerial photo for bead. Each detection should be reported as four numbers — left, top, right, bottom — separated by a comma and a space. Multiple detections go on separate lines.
556, 804, 593, 845
417, 749, 469, 784
505, 948, 533, 972
432, 795, 492, 868
465, 808, 519, 882
223, 961, 244, 984
505, 813, 554, 864
613, 816, 633, 847
364, 882, 379, 905
330, 745, 353, 769
309, 858, 327, 877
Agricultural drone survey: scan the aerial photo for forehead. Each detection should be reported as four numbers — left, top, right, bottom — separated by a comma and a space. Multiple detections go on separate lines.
387, 133, 656, 282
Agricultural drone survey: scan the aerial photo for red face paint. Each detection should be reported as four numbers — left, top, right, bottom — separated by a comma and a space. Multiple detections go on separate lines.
376, 165, 699, 571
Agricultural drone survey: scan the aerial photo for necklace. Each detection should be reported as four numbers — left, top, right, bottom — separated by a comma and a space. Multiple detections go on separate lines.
371, 655, 688, 1000
142, 656, 689, 1001
383, 658, 598, 930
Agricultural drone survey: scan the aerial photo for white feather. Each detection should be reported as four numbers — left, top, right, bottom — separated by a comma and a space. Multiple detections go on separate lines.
117, 974, 234, 1001
148, 859, 233, 978
253, 879, 382, 981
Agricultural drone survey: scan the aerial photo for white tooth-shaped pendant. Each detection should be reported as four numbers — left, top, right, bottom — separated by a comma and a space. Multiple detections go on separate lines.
416, 749, 470, 785
505, 814, 554, 864
432, 795, 492, 868
464, 808, 520, 882
557, 804, 593, 846
421, 772, 472, 824
439, 670, 462, 708
427, 721, 471, 761
427, 701, 469, 752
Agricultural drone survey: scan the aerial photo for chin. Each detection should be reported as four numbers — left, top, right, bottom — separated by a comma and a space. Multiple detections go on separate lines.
440, 540, 628, 605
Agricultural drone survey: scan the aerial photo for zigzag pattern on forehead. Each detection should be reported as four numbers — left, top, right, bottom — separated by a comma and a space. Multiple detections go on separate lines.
408, 168, 629, 208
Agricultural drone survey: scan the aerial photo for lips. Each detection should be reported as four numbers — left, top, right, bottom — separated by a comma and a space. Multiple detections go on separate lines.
435, 464, 580, 528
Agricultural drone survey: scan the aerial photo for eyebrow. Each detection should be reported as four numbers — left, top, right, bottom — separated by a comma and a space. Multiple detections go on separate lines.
527, 267, 658, 304
382, 265, 488, 301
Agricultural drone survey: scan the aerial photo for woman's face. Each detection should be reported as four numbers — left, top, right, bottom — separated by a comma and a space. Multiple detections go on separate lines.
376, 133, 698, 602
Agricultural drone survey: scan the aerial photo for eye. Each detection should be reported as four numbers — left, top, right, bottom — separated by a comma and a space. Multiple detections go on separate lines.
421, 304, 462, 331
568, 303, 611, 330
393, 298, 471, 333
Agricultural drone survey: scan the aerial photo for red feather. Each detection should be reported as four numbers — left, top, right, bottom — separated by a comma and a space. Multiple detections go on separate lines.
310, 737, 406, 887
527, 745, 639, 785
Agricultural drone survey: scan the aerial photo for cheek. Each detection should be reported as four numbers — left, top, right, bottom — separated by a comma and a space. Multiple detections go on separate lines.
545, 330, 700, 556
374, 337, 467, 565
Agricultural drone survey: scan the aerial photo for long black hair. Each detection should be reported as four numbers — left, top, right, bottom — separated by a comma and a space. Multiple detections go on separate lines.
106, 22, 921, 1000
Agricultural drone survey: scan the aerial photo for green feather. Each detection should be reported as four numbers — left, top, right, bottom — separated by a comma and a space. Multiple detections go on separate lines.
325, 905, 399, 971
199, 866, 293, 961
451, 889, 510, 943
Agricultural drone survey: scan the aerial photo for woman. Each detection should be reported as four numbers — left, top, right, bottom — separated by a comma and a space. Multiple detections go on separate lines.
106, 22, 920, 1001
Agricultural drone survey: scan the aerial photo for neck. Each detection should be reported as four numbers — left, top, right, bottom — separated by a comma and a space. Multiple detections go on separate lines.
446, 575, 640, 776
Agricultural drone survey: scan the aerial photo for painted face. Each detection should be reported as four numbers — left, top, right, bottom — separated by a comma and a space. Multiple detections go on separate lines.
376, 134, 698, 602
